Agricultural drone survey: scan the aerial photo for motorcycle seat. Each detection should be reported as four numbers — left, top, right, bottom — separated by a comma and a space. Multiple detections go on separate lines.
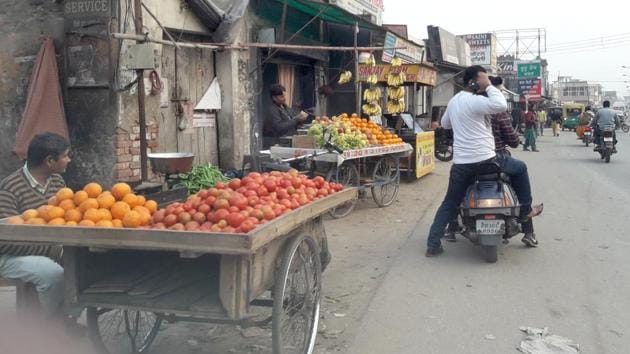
476, 172, 510, 182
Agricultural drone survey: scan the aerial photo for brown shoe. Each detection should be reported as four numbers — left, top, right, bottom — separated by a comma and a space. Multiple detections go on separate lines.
527, 203, 544, 218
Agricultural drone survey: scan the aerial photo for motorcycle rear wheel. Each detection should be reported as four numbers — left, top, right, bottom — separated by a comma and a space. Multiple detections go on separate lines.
482, 245, 498, 263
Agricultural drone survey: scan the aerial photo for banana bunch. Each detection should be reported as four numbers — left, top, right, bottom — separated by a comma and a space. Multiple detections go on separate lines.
387, 86, 405, 100
363, 87, 382, 102
366, 53, 376, 66
367, 74, 378, 85
387, 99, 406, 114
338, 71, 353, 84
387, 72, 406, 87
391, 56, 403, 67
362, 102, 382, 116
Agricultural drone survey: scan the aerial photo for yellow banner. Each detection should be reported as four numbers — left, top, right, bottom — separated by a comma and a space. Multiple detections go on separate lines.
416, 131, 435, 178
358, 64, 437, 86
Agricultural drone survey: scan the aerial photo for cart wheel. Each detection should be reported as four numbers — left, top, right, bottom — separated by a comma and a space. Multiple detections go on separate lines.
87, 307, 163, 354
326, 163, 359, 219
273, 235, 322, 354
371, 157, 400, 207
435, 145, 453, 162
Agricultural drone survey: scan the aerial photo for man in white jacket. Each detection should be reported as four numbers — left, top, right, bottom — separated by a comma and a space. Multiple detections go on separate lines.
426, 66, 508, 257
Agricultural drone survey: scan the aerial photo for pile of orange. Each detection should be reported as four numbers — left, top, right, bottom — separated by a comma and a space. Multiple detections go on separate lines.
338, 114, 404, 146
7, 182, 157, 229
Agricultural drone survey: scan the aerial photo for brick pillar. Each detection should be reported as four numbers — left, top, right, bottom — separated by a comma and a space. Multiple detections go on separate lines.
114, 126, 159, 182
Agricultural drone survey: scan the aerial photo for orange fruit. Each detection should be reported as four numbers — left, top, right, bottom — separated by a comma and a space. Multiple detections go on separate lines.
37, 205, 52, 221
64, 209, 83, 223
7, 216, 24, 225
136, 195, 146, 207
99, 208, 113, 221
83, 208, 103, 223
65, 221, 78, 227
48, 206, 65, 220
78, 220, 95, 227
83, 183, 103, 198
111, 183, 132, 201
97, 193, 116, 209
122, 210, 142, 228
22, 209, 39, 221
133, 206, 151, 225
48, 218, 66, 226
112, 219, 123, 228
144, 200, 158, 214
95, 220, 114, 228
26, 217, 46, 225
111, 202, 131, 220
56, 187, 74, 202
73, 190, 89, 205
122, 194, 139, 208
58, 199, 76, 211
48, 196, 59, 206
79, 198, 99, 213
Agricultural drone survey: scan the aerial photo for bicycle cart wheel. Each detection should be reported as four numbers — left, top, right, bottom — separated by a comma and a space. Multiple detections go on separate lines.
371, 157, 400, 207
273, 235, 322, 354
87, 307, 163, 354
326, 162, 359, 218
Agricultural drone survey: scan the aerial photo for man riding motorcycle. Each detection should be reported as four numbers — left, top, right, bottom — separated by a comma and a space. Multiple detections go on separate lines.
591, 100, 619, 153
443, 76, 541, 248
426, 66, 543, 257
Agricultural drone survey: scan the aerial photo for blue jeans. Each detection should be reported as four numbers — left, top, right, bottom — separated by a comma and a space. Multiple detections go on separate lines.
0, 255, 64, 317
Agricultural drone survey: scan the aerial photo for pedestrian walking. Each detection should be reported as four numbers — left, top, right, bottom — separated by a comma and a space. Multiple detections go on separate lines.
523, 107, 539, 151
537, 108, 547, 136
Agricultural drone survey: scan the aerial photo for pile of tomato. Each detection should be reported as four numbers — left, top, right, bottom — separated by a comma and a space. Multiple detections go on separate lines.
150, 169, 343, 233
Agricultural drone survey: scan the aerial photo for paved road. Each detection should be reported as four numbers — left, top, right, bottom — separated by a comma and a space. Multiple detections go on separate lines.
347, 130, 630, 354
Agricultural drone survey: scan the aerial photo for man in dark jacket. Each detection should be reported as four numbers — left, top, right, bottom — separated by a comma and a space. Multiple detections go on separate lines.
263, 84, 309, 148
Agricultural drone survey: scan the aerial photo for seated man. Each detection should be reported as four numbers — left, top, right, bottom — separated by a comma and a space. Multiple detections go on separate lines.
262, 84, 311, 148
0, 133, 71, 319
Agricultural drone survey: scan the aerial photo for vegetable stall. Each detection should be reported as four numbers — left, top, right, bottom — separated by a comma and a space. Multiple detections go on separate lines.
0, 171, 354, 354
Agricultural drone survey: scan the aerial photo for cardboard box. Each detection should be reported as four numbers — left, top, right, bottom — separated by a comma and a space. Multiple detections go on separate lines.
292, 135, 315, 148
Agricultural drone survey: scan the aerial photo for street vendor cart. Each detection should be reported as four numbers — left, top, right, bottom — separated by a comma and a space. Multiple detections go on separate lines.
0, 188, 357, 354
269, 143, 411, 218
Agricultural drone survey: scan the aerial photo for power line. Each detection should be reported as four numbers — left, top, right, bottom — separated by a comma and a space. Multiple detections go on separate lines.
547, 32, 630, 48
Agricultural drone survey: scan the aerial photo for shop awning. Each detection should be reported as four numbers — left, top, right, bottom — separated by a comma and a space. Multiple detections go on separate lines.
273, 0, 384, 32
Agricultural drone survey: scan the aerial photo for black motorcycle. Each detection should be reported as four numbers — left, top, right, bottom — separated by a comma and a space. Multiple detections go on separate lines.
434, 127, 453, 162
597, 127, 616, 163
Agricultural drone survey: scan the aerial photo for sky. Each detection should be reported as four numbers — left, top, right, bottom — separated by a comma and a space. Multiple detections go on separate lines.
382, 0, 630, 99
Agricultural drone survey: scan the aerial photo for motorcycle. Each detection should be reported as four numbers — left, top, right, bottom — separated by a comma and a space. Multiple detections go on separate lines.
434, 127, 453, 162
619, 114, 629, 133
582, 126, 593, 147
598, 128, 616, 163
456, 160, 522, 263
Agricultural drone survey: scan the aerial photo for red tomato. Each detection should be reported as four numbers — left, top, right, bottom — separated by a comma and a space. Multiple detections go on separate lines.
248, 196, 259, 207
250, 209, 264, 221
240, 220, 255, 233
152, 223, 166, 230
223, 226, 236, 233
185, 221, 200, 231
216, 220, 228, 228
193, 212, 206, 224
208, 188, 220, 197
200, 222, 212, 230
313, 176, 325, 187
287, 169, 299, 177
245, 206, 254, 213
236, 187, 247, 194
228, 206, 240, 213
273, 206, 284, 216
244, 190, 258, 198
261, 206, 276, 221
197, 190, 209, 199
152, 209, 166, 224
228, 178, 242, 190
164, 214, 178, 227
246, 217, 260, 225
226, 212, 246, 228
304, 180, 316, 189
241, 176, 253, 185
256, 186, 269, 197
298, 195, 310, 206
229, 195, 248, 210
263, 180, 277, 192
276, 188, 289, 200
317, 188, 329, 197
248, 172, 262, 180
280, 199, 292, 209
198, 204, 211, 215
213, 199, 230, 210
212, 209, 230, 223
215, 182, 226, 190
280, 178, 293, 189
205, 196, 217, 205
174, 207, 185, 215
246, 182, 260, 191
210, 224, 222, 232
305, 187, 317, 198
287, 186, 296, 195
291, 177, 302, 189
178, 212, 192, 224
170, 223, 185, 231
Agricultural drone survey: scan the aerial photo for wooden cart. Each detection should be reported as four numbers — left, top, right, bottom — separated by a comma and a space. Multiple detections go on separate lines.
0, 188, 357, 354
270, 144, 412, 218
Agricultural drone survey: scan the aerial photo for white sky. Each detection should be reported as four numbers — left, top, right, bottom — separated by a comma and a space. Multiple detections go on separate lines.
382, 0, 630, 98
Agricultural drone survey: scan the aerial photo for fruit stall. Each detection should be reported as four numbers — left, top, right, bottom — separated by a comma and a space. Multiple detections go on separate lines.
266, 113, 412, 218
357, 60, 438, 181
0, 172, 355, 354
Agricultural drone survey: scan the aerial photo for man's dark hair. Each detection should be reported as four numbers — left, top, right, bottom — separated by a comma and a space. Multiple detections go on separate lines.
269, 84, 286, 97
27, 132, 70, 167
603, 100, 610, 108
462, 65, 487, 86
586, 106, 591, 111
489, 76, 503, 86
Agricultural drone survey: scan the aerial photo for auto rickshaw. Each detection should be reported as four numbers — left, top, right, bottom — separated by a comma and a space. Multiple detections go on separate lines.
561, 103, 585, 131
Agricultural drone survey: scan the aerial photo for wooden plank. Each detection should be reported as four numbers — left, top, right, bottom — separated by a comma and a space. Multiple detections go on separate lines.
63, 247, 81, 307
248, 188, 357, 251
219, 255, 250, 320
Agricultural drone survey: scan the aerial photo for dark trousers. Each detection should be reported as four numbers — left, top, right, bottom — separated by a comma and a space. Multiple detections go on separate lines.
593, 127, 617, 146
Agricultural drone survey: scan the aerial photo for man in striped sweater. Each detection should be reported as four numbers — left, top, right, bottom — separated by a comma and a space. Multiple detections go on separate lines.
0, 132, 71, 317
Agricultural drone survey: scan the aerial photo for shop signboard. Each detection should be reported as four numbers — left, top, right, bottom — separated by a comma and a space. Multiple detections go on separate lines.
382, 32, 424, 64
64, 0, 111, 30
516, 60, 542, 97
427, 26, 471, 66
460, 33, 497, 71
358, 64, 437, 86
416, 131, 435, 178
332, 0, 384, 25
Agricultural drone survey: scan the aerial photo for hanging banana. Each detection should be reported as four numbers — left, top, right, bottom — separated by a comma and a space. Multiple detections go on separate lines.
367, 53, 376, 66
387, 86, 405, 100
367, 74, 379, 85
338, 71, 353, 84
387, 99, 406, 114
363, 87, 382, 102
387, 72, 406, 87
362, 102, 382, 116
391, 56, 403, 67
